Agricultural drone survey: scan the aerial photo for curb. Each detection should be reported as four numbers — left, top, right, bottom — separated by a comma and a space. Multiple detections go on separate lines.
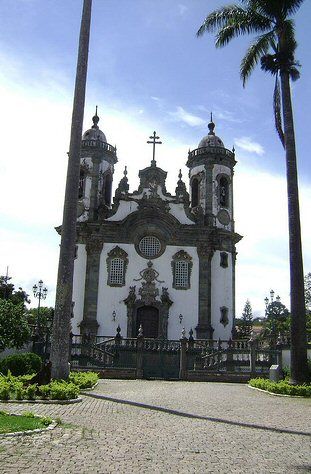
80, 382, 99, 392
0, 413, 58, 438
248, 385, 310, 398
0, 397, 83, 405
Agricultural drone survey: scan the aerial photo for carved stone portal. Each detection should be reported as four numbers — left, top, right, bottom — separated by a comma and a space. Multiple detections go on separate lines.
124, 262, 172, 338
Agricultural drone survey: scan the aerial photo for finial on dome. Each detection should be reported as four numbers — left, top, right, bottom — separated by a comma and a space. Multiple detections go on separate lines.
92, 105, 99, 129
178, 169, 182, 180
124, 165, 127, 176
208, 112, 215, 135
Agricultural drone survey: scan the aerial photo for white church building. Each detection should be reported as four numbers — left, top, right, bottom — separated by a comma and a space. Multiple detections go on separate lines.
68, 109, 242, 341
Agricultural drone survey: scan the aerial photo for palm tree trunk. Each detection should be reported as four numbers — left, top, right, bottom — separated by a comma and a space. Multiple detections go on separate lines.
50, 0, 92, 379
280, 71, 308, 384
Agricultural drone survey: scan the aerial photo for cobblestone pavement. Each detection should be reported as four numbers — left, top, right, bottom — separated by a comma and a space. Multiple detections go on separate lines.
0, 380, 310, 473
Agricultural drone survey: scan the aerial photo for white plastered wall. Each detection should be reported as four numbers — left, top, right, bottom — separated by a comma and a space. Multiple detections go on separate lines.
96, 243, 199, 339
211, 250, 233, 340
72, 244, 87, 333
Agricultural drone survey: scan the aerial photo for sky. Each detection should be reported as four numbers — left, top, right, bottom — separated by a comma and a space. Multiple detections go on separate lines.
0, 0, 310, 321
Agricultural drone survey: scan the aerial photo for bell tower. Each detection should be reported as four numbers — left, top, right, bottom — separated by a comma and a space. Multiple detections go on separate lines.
77, 107, 117, 222
187, 115, 236, 229
187, 116, 241, 340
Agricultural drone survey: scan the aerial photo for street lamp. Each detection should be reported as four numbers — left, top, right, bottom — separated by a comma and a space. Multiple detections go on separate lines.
264, 289, 279, 346
32, 280, 48, 350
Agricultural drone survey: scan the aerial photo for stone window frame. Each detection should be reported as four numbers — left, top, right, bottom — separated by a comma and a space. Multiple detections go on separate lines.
190, 172, 204, 208
220, 306, 229, 327
106, 246, 128, 287
171, 250, 193, 290
135, 234, 166, 260
215, 173, 231, 210
220, 252, 228, 268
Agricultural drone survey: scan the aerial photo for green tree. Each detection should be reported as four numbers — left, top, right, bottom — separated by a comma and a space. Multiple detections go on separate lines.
50, 0, 92, 379
263, 299, 290, 339
304, 272, 311, 311
0, 276, 30, 305
0, 300, 31, 352
197, 0, 308, 384
239, 299, 253, 339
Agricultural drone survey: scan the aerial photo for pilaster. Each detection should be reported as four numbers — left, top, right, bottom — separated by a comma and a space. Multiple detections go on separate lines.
80, 237, 103, 336
196, 243, 214, 339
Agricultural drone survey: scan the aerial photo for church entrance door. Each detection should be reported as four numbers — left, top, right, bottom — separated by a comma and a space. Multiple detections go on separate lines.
136, 306, 159, 338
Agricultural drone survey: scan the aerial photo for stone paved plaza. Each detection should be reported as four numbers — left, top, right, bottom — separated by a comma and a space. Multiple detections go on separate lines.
0, 380, 310, 473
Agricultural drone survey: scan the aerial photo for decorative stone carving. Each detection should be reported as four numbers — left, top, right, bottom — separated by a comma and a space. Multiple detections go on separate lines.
85, 238, 103, 254
175, 170, 190, 204
196, 243, 214, 259
220, 306, 229, 327
134, 261, 164, 284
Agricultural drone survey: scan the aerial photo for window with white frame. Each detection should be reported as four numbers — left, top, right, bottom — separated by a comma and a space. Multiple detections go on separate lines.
106, 246, 128, 287
171, 250, 193, 290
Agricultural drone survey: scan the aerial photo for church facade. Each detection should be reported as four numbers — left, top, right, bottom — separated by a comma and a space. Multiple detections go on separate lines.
70, 110, 242, 341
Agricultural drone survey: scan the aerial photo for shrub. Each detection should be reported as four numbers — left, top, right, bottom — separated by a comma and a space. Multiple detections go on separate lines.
69, 371, 98, 389
25, 384, 37, 400
0, 381, 10, 400
0, 353, 42, 376
49, 381, 79, 400
249, 378, 311, 397
38, 384, 51, 400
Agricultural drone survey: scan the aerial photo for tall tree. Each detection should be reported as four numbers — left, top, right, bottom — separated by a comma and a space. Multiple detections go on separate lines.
239, 299, 253, 339
197, 0, 308, 384
50, 0, 92, 379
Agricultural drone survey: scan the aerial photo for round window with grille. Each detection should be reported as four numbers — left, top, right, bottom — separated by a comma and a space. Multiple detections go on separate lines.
138, 236, 161, 258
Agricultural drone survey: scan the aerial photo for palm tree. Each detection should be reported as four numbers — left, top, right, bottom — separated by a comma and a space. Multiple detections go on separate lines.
197, 0, 308, 384
50, 0, 93, 379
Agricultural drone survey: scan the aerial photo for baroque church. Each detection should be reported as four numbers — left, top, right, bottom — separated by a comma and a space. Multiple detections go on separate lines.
70, 109, 242, 341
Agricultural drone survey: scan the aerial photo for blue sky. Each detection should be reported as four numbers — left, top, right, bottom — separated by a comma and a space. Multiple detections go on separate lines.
0, 0, 310, 320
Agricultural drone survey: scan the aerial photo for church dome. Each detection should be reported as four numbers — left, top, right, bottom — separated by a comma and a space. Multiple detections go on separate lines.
82, 107, 107, 143
198, 117, 224, 149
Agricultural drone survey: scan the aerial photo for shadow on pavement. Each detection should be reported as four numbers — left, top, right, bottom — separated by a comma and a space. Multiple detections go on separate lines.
84, 392, 311, 438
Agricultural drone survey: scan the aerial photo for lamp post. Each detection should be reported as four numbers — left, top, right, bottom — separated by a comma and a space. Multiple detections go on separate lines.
33, 280, 48, 355
264, 290, 281, 346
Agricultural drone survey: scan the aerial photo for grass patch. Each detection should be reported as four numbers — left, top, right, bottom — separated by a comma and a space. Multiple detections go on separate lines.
249, 378, 311, 397
0, 411, 52, 434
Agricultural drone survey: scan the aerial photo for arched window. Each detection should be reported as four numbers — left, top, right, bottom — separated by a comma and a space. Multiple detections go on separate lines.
219, 177, 229, 208
171, 250, 193, 290
191, 177, 199, 208
78, 169, 86, 199
102, 173, 112, 206
106, 246, 128, 287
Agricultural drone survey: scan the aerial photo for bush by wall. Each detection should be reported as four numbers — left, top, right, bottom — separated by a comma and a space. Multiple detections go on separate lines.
69, 371, 98, 389
249, 378, 311, 397
0, 353, 42, 376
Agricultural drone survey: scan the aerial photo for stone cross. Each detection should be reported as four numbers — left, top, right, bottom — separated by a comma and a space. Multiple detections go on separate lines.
147, 131, 162, 166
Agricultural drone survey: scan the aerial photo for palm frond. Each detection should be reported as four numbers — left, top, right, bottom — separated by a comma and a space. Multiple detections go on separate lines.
240, 32, 275, 85
197, 4, 271, 38
282, 0, 305, 17
289, 65, 301, 81
273, 75, 285, 148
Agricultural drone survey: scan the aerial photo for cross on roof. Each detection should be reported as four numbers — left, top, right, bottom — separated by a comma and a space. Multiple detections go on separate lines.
147, 131, 162, 166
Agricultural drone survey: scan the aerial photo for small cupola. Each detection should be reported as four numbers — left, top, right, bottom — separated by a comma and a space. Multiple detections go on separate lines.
198, 114, 224, 149
82, 106, 107, 143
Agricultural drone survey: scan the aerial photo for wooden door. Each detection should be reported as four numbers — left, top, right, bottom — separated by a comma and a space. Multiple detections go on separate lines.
136, 306, 159, 338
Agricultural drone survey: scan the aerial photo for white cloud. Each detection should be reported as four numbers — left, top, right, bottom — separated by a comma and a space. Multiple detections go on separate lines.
178, 4, 188, 16
169, 106, 205, 127
234, 136, 265, 156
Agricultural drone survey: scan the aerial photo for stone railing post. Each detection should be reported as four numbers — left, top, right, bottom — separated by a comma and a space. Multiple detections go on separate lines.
179, 328, 188, 380
226, 338, 234, 372
249, 335, 257, 376
136, 324, 144, 379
